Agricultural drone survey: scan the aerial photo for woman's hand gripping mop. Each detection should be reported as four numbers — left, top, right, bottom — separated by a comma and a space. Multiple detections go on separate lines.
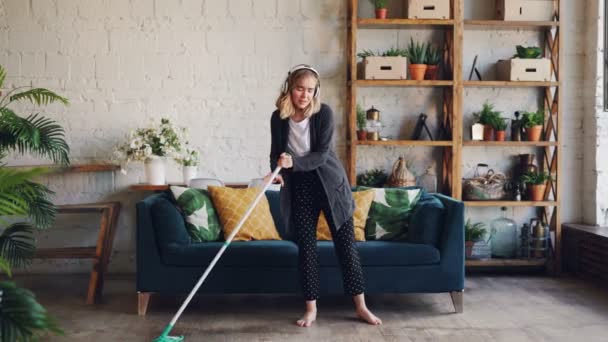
154, 166, 283, 342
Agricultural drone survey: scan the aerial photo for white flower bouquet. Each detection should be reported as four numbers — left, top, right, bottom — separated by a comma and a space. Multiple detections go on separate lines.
112, 118, 186, 174
176, 147, 200, 167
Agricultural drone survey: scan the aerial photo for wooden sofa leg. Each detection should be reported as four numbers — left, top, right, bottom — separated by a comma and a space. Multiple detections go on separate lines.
450, 291, 463, 313
138, 292, 151, 316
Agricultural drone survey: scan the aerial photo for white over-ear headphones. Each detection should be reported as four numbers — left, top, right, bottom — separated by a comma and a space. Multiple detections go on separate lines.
282, 64, 321, 98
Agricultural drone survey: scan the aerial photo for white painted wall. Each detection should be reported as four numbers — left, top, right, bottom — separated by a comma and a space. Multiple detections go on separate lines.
582, 0, 607, 226
0, 0, 585, 273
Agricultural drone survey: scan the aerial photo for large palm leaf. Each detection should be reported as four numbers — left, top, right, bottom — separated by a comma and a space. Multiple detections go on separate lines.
0, 108, 69, 166
0, 223, 35, 270
0, 168, 53, 227
0, 281, 63, 342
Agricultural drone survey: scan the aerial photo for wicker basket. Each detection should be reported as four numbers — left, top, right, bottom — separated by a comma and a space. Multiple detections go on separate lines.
462, 165, 508, 201
387, 156, 416, 187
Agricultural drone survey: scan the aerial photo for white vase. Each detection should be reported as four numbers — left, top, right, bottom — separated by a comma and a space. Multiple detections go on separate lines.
183, 165, 198, 185
144, 158, 166, 185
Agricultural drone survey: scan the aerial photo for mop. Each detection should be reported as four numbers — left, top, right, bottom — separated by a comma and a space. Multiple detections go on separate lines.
154, 166, 282, 342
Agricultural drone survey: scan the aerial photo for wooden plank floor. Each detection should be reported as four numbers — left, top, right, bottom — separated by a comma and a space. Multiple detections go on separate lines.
13, 274, 608, 341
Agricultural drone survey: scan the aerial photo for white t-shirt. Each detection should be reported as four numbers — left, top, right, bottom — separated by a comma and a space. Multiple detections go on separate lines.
287, 117, 311, 157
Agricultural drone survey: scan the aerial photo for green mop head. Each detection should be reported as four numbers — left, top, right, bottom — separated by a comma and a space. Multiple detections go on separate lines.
153, 324, 184, 342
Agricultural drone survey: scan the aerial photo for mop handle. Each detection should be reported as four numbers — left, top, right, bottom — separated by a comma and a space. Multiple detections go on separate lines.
168, 166, 283, 326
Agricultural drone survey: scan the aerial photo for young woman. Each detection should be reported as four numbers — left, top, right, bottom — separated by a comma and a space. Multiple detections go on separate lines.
265, 64, 382, 328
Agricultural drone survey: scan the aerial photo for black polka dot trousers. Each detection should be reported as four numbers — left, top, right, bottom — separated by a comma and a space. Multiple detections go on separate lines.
291, 170, 365, 301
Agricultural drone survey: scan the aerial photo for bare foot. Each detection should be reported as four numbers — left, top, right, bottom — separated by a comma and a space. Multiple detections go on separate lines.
356, 307, 382, 325
296, 310, 317, 328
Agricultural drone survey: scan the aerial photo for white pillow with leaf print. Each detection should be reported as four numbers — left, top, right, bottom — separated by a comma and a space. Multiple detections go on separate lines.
356, 186, 422, 241
170, 186, 222, 242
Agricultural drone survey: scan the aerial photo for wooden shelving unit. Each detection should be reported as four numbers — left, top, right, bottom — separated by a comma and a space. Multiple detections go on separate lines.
346, 0, 562, 272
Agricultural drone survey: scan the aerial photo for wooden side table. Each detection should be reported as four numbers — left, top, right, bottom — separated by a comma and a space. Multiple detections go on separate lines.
35, 202, 121, 304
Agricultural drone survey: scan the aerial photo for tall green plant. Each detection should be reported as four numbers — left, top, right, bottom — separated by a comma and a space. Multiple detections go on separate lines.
0, 65, 67, 341
356, 104, 366, 130
369, 0, 387, 9
405, 38, 427, 64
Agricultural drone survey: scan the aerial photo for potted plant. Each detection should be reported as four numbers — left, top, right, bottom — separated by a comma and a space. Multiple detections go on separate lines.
473, 102, 501, 141
521, 109, 544, 141
405, 38, 427, 81
490, 114, 508, 141
112, 118, 185, 185
424, 44, 442, 80
176, 147, 200, 185
369, 0, 388, 19
356, 104, 367, 141
521, 170, 552, 201
356, 168, 388, 187
465, 219, 487, 258
515, 45, 542, 59
0, 65, 66, 340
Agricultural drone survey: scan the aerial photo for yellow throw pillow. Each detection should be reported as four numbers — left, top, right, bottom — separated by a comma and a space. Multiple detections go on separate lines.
207, 186, 281, 241
316, 189, 375, 241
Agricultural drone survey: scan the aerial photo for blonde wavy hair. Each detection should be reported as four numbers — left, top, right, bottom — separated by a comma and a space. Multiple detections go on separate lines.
275, 69, 321, 119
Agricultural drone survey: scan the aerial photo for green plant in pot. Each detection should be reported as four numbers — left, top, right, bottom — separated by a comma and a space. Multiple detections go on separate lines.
473, 102, 501, 141
520, 170, 553, 201
405, 38, 427, 81
521, 109, 544, 141
369, 0, 388, 19
424, 44, 442, 80
465, 219, 487, 258
0, 65, 66, 340
515, 45, 542, 59
356, 168, 388, 187
489, 114, 508, 141
356, 104, 367, 141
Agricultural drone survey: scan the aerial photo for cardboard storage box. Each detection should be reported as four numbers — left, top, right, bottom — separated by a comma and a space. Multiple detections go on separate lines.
496, 58, 552, 81
364, 57, 408, 80
407, 0, 450, 19
496, 0, 555, 21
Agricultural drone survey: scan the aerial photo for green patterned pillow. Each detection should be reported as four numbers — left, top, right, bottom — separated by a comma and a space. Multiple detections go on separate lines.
170, 186, 222, 242
355, 186, 423, 241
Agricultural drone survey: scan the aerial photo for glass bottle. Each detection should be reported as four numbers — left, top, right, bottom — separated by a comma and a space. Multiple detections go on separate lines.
491, 207, 518, 258
418, 165, 437, 193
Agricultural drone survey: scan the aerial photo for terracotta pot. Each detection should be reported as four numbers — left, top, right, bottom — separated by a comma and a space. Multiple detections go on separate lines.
526, 125, 543, 142
375, 8, 387, 19
494, 130, 506, 141
424, 65, 439, 80
527, 183, 547, 201
483, 125, 494, 141
465, 241, 475, 258
409, 64, 428, 81
357, 130, 367, 141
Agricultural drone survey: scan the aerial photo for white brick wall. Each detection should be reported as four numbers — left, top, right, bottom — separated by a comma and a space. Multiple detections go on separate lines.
0, 0, 586, 273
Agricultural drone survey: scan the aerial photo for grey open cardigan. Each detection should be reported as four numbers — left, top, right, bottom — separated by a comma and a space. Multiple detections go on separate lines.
269, 103, 355, 236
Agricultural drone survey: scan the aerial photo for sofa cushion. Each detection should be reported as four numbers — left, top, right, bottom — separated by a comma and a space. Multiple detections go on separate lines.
161, 240, 298, 267
355, 186, 423, 241
170, 186, 221, 242
208, 186, 281, 241
318, 241, 440, 267
408, 192, 445, 248
317, 189, 375, 241
151, 196, 191, 249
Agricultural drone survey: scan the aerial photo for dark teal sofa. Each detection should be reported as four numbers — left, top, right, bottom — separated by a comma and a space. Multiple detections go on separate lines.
136, 190, 465, 316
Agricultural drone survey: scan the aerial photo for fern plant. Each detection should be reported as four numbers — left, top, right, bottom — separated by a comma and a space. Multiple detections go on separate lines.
465, 219, 486, 242
0, 65, 67, 341
405, 38, 427, 64
521, 110, 544, 128
473, 102, 501, 126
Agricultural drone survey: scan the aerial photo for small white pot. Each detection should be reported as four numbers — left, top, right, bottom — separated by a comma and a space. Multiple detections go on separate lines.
144, 158, 166, 185
183, 165, 198, 186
